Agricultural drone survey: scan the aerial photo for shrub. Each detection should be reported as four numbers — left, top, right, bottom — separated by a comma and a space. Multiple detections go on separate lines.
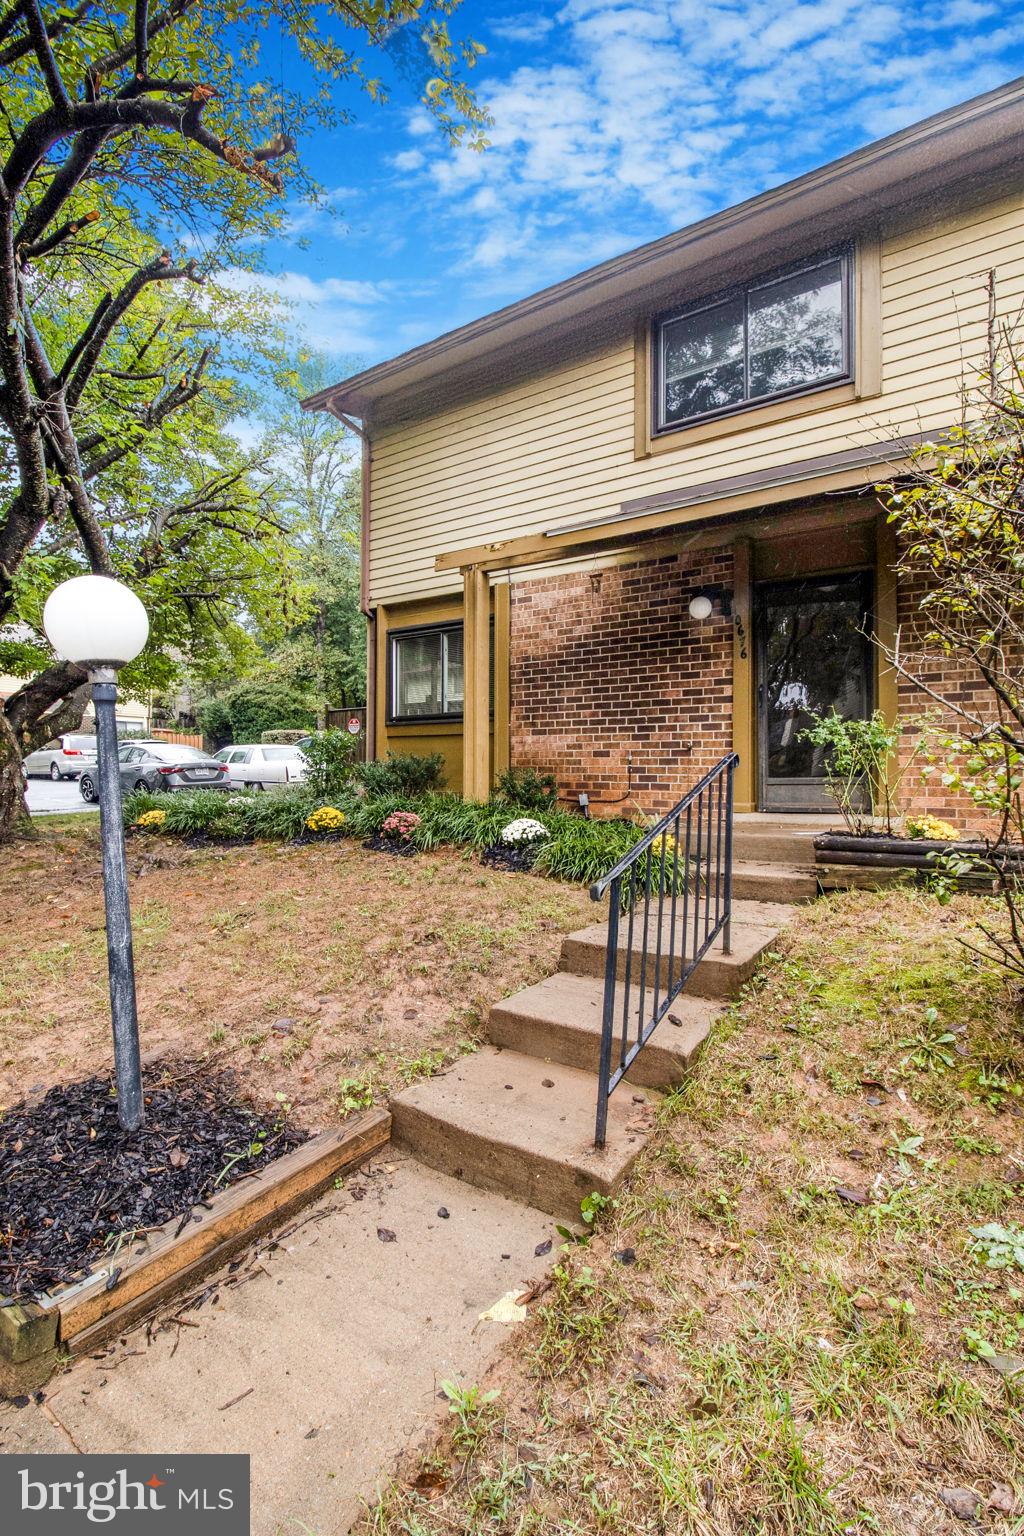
195, 697, 232, 751
260, 729, 309, 745
381, 810, 421, 841
799, 710, 916, 834
306, 806, 346, 834
225, 681, 315, 743
354, 752, 444, 798
493, 765, 558, 811
301, 730, 359, 799
500, 817, 549, 845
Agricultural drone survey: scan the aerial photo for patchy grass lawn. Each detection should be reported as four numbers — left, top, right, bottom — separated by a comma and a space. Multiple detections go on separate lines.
365, 889, 1024, 1536
0, 820, 593, 1122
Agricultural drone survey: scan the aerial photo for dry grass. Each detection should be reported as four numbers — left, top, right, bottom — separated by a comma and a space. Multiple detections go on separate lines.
362, 888, 1024, 1536
0, 818, 593, 1123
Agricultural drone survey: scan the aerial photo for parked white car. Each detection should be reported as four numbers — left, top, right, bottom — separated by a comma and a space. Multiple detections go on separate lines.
22, 732, 98, 780
213, 743, 308, 790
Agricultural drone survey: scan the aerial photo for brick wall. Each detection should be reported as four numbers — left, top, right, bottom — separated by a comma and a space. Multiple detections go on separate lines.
509, 547, 734, 817
509, 543, 1001, 830
895, 565, 1002, 832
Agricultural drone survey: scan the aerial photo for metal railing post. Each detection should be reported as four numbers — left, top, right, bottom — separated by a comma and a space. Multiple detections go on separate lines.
722, 758, 735, 955
595, 876, 620, 1149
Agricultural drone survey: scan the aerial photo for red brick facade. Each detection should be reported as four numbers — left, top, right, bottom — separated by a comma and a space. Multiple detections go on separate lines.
510, 547, 734, 819
509, 543, 996, 829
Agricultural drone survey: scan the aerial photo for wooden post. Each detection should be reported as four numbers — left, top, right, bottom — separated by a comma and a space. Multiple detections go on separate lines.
493, 580, 511, 781
875, 513, 900, 796
731, 537, 755, 813
462, 566, 491, 801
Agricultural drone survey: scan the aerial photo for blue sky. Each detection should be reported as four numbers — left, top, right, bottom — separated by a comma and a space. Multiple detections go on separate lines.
244, 0, 1024, 379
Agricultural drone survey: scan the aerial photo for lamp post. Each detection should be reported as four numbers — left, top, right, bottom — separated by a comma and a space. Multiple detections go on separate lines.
43, 576, 150, 1133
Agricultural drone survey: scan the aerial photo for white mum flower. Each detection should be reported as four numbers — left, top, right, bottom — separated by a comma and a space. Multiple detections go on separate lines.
500, 817, 549, 846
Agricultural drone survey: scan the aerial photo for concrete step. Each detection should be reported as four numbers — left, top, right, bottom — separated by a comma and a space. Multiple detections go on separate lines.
731, 815, 836, 865
731, 860, 818, 903
488, 970, 718, 1089
390, 1047, 656, 1220
559, 901, 789, 999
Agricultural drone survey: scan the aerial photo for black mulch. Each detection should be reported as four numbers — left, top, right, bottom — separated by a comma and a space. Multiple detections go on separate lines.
362, 835, 417, 857
481, 842, 540, 873
0, 1063, 307, 1301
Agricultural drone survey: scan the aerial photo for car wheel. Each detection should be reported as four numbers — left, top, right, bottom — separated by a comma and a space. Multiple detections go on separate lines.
79, 774, 97, 803
253, 781, 266, 792
134, 778, 150, 792
49, 762, 61, 781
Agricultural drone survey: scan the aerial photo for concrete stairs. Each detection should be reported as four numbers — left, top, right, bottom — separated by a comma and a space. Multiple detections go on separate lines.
729, 815, 837, 903
392, 894, 793, 1220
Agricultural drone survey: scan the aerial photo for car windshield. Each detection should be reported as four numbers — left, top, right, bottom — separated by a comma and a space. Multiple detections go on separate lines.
65, 736, 97, 750
147, 744, 207, 763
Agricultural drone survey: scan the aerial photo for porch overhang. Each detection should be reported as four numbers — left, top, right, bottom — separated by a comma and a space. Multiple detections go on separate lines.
435, 431, 929, 576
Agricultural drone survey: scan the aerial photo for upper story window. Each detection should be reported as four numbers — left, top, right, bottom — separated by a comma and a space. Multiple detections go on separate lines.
654, 250, 852, 434
389, 622, 465, 722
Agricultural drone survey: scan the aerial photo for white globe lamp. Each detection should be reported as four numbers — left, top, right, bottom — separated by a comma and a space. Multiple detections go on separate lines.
42, 574, 149, 1132
688, 593, 714, 622
43, 574, 149, 670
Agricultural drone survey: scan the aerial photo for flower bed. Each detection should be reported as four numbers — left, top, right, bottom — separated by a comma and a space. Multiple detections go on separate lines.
122, 788, 675, 892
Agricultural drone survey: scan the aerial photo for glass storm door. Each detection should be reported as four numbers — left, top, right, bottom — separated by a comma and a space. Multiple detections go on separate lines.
755, 572, 873, 812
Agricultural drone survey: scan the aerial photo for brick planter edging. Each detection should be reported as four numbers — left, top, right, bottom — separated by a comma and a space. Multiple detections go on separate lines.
0, 1108, 390, 1395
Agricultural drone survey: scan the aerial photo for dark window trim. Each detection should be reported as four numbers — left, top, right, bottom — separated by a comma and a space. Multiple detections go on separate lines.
652, 246, 854, 437
387, 620, 466, 726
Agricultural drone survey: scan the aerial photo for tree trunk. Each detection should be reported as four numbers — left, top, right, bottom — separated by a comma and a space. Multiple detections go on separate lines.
315, 603, 328, 730
0, 709, 32, 842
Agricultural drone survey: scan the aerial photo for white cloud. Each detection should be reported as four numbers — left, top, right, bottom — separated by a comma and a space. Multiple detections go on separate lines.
396, 0, 1024, 292
391, 148, 426, 171
218, 268, 390, 356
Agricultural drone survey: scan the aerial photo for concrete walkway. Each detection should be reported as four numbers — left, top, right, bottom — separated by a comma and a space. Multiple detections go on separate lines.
0, 1155, 556, 1536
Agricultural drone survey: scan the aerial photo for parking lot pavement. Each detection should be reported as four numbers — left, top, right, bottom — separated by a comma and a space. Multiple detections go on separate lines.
25, 777, 97, 816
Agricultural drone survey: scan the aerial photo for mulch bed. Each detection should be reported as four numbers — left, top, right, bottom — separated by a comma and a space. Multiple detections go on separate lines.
480, 842, 541, 873
362, 835, 417, 857
0, 1062, 307, 1301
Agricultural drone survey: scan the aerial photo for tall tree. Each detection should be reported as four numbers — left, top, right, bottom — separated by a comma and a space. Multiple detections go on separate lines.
261, 355, 364, 725
0, 0, 485, 836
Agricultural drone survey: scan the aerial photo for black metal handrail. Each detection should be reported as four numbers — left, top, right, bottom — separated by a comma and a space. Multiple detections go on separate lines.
589, 753, 738, 1146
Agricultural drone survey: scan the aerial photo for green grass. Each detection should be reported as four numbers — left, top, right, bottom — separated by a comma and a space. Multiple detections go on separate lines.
356, 887, 1024, 1536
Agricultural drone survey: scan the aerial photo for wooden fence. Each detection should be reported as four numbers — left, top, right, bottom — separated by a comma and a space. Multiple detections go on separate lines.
148, 728, 205, 749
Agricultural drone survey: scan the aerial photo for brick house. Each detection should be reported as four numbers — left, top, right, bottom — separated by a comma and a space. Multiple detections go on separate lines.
306, 81, 1024, 824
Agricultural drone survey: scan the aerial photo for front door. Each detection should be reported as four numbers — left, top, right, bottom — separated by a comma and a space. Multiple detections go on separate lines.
755, 572, 873, 812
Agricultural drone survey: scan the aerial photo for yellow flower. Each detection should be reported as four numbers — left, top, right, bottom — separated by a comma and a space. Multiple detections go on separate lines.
135, 809, 167, 829
305, 806, 346, 833
905, 813, 959, 841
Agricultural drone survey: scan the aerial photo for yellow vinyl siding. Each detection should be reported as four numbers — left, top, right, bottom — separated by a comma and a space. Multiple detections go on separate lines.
368, 191, 1024, 605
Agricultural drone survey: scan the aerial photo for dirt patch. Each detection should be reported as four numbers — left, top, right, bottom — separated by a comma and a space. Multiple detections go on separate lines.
0, 823, 593, 1123
361, 888, 1024, 1536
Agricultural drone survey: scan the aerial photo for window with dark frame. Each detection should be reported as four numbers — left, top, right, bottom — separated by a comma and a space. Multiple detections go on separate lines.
389, 623, 465, 722
654, 250, 852, 433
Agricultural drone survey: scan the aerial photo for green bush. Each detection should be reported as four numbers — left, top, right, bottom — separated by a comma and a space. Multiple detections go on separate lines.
301, 730, 359, 799
493, 765, 558, 811
225, 681, 315, 743
195, 697, 232, 751
354, 752, 445, 798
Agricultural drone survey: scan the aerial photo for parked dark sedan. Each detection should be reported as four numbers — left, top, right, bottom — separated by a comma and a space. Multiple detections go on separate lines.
79, 741, 230, 800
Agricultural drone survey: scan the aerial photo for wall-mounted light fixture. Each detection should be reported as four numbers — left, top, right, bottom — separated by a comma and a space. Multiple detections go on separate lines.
687, 585, 732, 621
